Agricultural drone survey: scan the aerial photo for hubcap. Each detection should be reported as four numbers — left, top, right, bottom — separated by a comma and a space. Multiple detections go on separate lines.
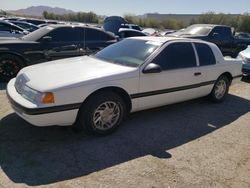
0, 59, 19, 77
92, 101, 120, 130
214, 80, 227, 99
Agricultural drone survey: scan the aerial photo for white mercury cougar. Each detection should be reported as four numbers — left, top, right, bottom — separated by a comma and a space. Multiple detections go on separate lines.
7, 37, 242, 135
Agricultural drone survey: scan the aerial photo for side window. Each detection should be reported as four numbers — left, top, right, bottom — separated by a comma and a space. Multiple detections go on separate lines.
0, 23, 11, 32
10, 25, 23, 32
85, 28, 115, 41
153, 42, 197, 70
195, 43, 216, 66
47, 27, 81, 42
211, 27, 231, 40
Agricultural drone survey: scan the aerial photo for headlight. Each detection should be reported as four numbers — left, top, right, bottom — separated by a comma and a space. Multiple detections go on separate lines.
20, 85, 43, 103
15, 74, 54, 104
238, 54, 250, 64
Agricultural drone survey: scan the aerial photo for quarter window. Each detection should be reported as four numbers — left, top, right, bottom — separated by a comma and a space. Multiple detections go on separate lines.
154, 42, 197, 70
85, 28, 115, 41
195, 43, 216, 66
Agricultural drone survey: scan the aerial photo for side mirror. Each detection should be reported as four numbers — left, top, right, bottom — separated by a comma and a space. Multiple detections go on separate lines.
41, 36, 52, 42
143, 63, 162, 74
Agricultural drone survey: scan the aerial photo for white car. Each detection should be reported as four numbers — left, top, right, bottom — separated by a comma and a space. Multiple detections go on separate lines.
7, 37, 242, 135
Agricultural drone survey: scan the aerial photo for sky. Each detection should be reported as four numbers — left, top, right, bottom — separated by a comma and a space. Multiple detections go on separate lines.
1, 0, 250, 16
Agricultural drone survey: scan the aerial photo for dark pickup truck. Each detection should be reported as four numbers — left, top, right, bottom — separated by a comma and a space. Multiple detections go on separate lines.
168, 24, 250, 58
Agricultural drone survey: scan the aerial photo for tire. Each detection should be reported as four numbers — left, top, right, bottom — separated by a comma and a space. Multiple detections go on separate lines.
231, 53, 238, 58
209, 75, 230, 103
0, 54, 25, 82
76, 91, 126, 135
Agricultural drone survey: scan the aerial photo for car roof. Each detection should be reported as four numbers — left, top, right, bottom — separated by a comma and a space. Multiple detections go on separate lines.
46, 24, 103, 30
43, 24, 114, 36
189, 24, 231, 28
131, 36, 216, 45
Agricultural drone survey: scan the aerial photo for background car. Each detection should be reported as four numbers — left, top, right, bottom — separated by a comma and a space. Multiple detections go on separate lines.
0, 20, 29, 38
238, 45, 250, 77
235, 32, 250, 39
117, 28, 147, 40
120, 23, 142, 31
8, 21, 39, 32
168, 24, 250, 57
18, 18, 47, 26
0, 25, 117, 81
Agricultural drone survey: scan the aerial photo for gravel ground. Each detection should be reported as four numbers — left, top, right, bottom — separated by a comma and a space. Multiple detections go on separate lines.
0, 78, 249, 188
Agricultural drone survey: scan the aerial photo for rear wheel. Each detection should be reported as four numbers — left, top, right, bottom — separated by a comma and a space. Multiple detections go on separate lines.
210, 75, 230, 102
0, 54, 25, 82
76, 91, 126, 135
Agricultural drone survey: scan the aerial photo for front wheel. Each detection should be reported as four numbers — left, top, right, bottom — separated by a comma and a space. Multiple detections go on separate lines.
209, 75, 230, 102
0, 54, 24, 82
76, 91, 126, 135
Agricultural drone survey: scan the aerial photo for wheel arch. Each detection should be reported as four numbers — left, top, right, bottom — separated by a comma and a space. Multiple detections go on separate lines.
0, 52, 28, 66
218, 72, 233, 85
81, 86, 132, 114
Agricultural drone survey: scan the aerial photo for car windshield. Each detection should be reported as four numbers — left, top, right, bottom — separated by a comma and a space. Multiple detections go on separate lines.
21, 26, 53, 41
178, 25, 213, 35
94, 39, 162, 67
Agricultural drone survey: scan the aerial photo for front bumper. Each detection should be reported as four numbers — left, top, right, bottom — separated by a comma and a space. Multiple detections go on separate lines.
7, 79, 79, 126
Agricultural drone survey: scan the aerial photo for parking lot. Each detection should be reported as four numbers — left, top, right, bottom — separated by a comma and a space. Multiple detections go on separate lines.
0, 78, 249, 188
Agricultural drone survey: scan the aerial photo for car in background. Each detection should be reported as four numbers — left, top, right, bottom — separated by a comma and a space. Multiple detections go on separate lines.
0, 25, 117, 81
0, 20, 29, 38
142, 28, 160, 36
117, 28, 147, 40
18, 18, 47, 26
120, 24, 142, 31
8, 21, 39, 32
7, 37, 242, 135
160, 30, 177, 36
168, 24, 250, 57
238, 45, 250, 76
235, 32, 250, 39
103, 16, 128, 35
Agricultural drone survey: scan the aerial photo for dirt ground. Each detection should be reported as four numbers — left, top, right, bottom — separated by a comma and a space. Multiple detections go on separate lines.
0, 78, 249, 188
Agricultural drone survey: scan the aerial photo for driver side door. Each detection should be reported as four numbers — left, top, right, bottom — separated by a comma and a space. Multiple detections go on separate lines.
40, 27, 82, 61
137, 42, 201, 111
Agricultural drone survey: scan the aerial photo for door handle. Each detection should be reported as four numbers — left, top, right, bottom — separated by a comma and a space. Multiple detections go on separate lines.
194, 72, 202, 76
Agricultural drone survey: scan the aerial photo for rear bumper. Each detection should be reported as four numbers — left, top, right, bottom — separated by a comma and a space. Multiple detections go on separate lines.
7, 79, 79, 126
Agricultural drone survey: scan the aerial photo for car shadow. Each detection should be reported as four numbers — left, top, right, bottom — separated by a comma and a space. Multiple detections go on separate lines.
0, 94, 249, 186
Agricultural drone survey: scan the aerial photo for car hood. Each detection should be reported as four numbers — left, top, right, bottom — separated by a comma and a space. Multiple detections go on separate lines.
17, 56, 137, 91
103, 16, 128, 35
240, 46, 250, 59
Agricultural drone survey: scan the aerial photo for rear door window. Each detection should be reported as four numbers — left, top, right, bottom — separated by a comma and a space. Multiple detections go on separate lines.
48, 27, 81, 42
195, 43, 216, 66
154, 42, 197, 70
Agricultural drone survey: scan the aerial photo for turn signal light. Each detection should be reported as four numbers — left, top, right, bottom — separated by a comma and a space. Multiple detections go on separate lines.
42, 92, 55, 104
